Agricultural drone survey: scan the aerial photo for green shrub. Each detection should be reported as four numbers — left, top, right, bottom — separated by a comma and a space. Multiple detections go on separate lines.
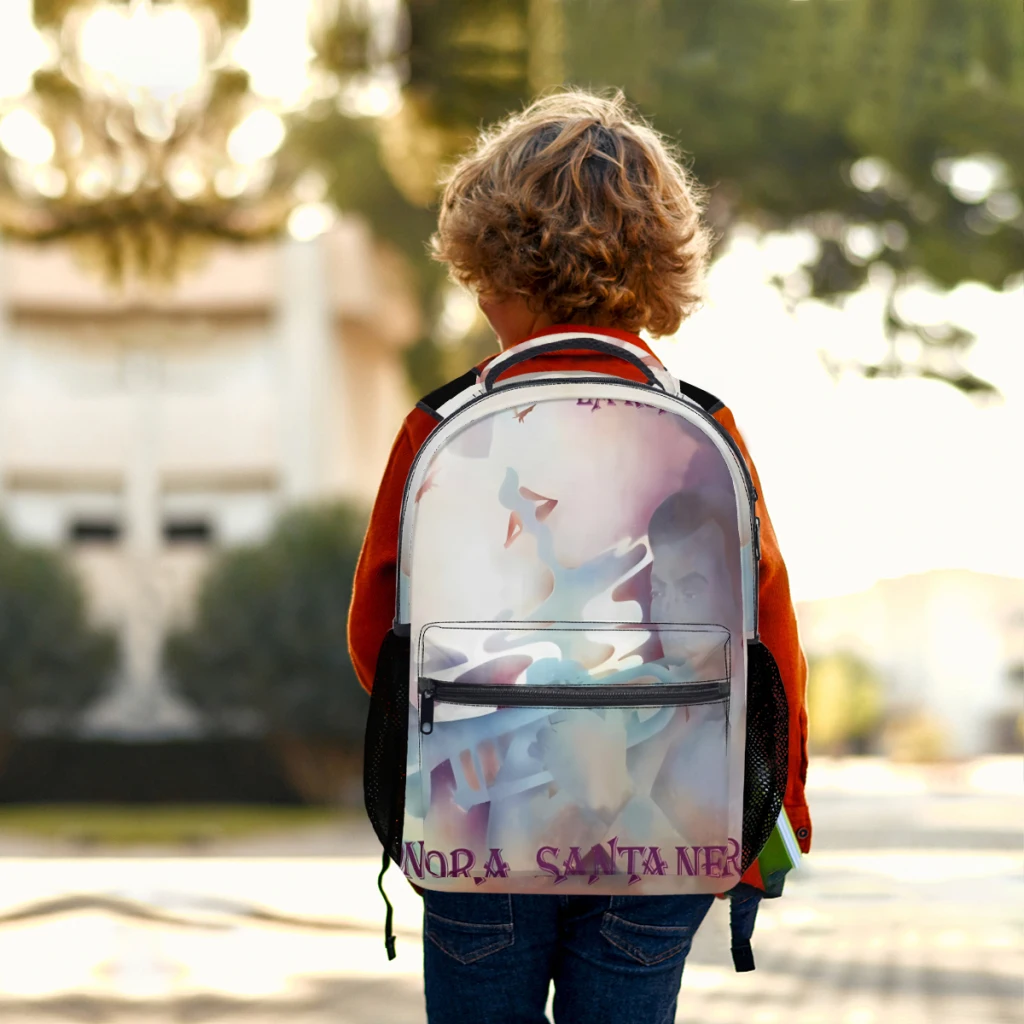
0, 526, 116, 732
807, 650, 885, 756
165, 503, 369, 746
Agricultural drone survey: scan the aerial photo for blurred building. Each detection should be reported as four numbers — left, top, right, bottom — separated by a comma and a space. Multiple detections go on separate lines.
0, 221, 418, 736
796, 570, 1024, 756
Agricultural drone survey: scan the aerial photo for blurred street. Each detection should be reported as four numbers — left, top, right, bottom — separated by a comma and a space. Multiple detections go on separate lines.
0, 758, 1020, 1024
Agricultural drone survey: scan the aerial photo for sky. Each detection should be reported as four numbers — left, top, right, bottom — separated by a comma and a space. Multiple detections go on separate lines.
650, 229, 1024, 602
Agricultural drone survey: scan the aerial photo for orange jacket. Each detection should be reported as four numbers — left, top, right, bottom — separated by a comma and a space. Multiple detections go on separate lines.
347, 325, 812, 866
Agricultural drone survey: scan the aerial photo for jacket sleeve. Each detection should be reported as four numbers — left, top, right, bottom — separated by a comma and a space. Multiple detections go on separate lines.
347, 424, 418, 693
714, 406, 812, 854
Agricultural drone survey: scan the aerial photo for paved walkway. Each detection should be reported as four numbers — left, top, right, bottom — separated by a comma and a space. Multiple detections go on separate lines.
0, 758, 1020, 1023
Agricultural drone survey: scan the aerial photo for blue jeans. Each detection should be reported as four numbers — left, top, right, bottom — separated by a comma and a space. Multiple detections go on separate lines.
422, 891, 715, 1024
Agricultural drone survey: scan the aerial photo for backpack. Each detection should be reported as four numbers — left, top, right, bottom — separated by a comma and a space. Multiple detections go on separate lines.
363, 333, 791, 968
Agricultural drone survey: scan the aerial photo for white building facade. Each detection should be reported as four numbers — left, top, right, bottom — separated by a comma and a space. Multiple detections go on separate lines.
0, 221, 419, 737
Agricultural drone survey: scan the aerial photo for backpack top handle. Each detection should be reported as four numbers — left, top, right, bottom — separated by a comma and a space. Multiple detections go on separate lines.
480, 332, 681, 397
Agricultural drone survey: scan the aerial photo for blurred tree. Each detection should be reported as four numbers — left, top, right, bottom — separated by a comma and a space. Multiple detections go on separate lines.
164, 503, 369, 803
562, 0, 1023, 397
0, 526, 117, 737
298, 0, 547, 393
303, 0, 1022, 396
806, 650, 885, 755
5, 2, 1019, 392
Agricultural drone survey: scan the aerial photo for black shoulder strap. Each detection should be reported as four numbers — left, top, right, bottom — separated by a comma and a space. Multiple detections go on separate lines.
416, 369, 479, 422
676, 378, 724, 415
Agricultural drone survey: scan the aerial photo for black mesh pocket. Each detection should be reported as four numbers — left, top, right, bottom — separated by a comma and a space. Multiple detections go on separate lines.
363, 629, 410, 865
741, 640, 789, 873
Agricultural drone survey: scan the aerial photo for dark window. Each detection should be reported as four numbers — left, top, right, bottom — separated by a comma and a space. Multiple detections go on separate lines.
163, 518, 213, 544
69, 519, 122, 544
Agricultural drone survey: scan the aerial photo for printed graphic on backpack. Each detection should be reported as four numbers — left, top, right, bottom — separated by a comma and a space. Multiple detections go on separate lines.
364, 335, 787, 905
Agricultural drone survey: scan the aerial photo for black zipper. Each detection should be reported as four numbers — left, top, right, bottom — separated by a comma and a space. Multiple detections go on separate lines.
418, 678, 730, 734
394, 375, 759, 629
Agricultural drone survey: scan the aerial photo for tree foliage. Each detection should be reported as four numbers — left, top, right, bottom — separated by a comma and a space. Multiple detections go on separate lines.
0, 526, 117, 732
7, 1, 1020, 392
164, 504, 369, 745
303, 0, 1022, 396
562, 0, 1023, 394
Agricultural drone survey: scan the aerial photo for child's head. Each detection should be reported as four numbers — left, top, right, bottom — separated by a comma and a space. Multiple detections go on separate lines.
432, 89, 711, 344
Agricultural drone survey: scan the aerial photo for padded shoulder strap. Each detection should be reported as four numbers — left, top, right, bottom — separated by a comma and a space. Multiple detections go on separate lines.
417, 368, 724, 421
416, 369, 480, 422
676, 378, 724, 415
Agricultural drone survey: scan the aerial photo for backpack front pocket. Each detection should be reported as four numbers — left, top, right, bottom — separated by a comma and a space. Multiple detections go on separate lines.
404, 622, 742, 893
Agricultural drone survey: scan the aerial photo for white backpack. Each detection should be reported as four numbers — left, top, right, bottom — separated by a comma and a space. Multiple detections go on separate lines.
364, 334, 788, 962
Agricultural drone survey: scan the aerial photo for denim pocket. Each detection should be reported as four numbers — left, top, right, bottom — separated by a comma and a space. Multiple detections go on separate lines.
599, 895, 710, 967
424, 892, 514, 965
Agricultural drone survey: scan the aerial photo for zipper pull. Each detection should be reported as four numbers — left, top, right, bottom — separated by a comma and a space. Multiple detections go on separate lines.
419, 678, 435, 734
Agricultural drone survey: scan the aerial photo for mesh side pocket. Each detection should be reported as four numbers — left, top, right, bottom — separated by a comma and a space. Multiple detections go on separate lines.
741, 640, 789, 873
363, 629, 410, 865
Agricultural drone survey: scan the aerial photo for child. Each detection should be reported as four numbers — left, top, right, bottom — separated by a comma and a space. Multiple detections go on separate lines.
349, 88, 810, 1024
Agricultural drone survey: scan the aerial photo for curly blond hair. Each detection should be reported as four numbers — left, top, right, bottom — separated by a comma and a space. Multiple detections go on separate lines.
431, 89, 711, 337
